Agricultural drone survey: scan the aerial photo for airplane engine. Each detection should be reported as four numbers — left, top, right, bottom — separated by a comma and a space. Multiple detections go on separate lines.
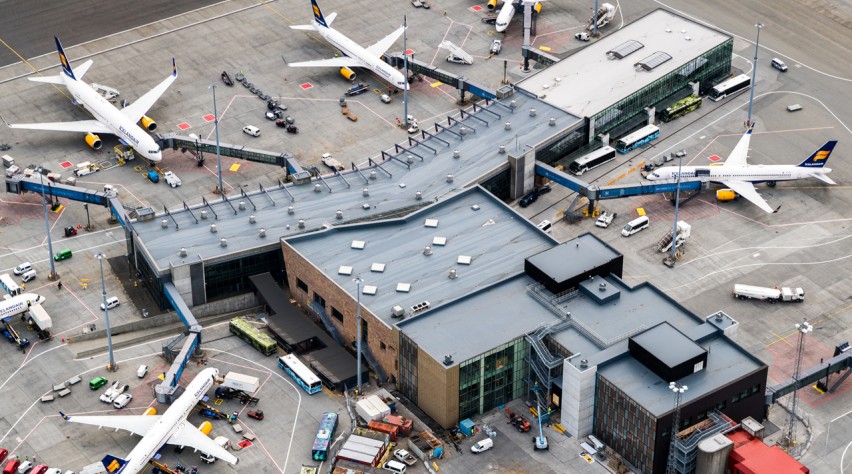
487, 0, 499, 10
140, 115, 158, 132
716, 189, 738, 201
143, 407, 158, 416
534, 2, 542, 13
339, 67, 356, 80
85, 132, 102, 150
197, 421, 213, 436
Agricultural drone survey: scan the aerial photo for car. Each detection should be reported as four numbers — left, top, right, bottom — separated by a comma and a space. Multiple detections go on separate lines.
266, 99, 280, 111
534, 184, 552, 195
380, 94, 392, 104
264, 111, 276, 121
63, 226, 77, 237
490, 39, 502, 55
519, 190, 539, 208
272, 108, 286, 119
787, 103, 802, 112
242, 125, 261, 137
113, 393, 133, 409
471, 438, 494, 453
146, 171, 160, 183
16, 461, 32, 473
575, 32, 590, 42
43, 469, 61, 474
3, 459, 19, 474
771, 58, 788, 72
29, 465, 47, 474
137, 364, 149, 378
21, 270, 36, 283
0, 449, 7, 464
247, 409, 264, 420
53, 249, 72, 261
100, 296, 120, 311
89, 376, 108, 390
13, 262, 32, 275
595, 211, 617, 228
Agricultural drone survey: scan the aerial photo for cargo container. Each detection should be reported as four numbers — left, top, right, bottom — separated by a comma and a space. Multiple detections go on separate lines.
383, 415, 413, 436
368, 420, 400, 442
221, 371, 259, 393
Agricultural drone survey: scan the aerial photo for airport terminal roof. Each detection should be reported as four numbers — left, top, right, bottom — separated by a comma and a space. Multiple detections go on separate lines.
284, 186, 556, 327
129, 94, 579, 274
517, 9, 730, 118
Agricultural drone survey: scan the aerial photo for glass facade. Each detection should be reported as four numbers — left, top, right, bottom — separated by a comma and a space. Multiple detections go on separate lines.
480, 168, 511, 201
399, 333, 418, 405
458, 338, 528, 420
594, 375, 657, 474
592, 39, 733, 137
205, 249, 283, 301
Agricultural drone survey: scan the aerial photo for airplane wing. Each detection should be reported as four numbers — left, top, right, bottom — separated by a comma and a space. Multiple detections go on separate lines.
166, 420, 239, 465
721, 180, 776, 214
288, 57, 361, 68
721, 128, 752, 168
61, 412, 161, 437
365, 25, 405, 57
8, 119, 112, 134
120, 59, 178, 123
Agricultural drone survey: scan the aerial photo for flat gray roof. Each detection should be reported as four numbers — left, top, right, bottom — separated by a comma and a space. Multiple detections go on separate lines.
285, 186, 555, 328
398, 274, 560, 366
631, 322, 706, 368
526, 233, 620, 283
129, 94, 579, 274
517, 9, 730, 118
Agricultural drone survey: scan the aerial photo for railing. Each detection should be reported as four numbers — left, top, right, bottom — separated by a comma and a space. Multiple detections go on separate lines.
310, 301, 344, 346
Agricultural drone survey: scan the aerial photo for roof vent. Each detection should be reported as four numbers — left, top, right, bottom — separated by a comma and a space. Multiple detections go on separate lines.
580, 359, 588, 368
210, 224, 217, 233
370, 170, 377, 180
599, 282, 607, 291
362, 203, 371, 210
288, 205, 295, 215
443, 355, 453, 366
314, 184, 322, 193
607, 40, 644, 59
549, 117, 556, 126
396, 282, 411, 293
423, 246, 433, 256
446, 174, 454, 183
239, 201, 246, 210
161, 219, 168, 228
635, 51, 672, 71
666, 28, 672, 33
457, 255, 472, 265
715, 312, 723, 322
338, 266, 353, 275
298, 219, 305, 229
529, 108, 537, 117
499, 145, 506, 154
392, 305, 406, 318
424, 218, 439, 228
259, 228, 266, 238
453, 149, 460, 159
200, 210, 208, 220
471, 205, 480, 211
351, 240, 366, 249
407, 154, 415, 164
460, 126, 468, 136
448, 269, 457, 279
504, 121, 512, 130
363, 188, 370, 197
415, 191, 422, 200
432, 236, 447, 246
411, 301, 431, 314
179, 248, 187, 257
510, 99, 517, 108
220, 238, 227, 247
685, 36, 691, 41
249, 214, 256, 224
336, 210, 343, 220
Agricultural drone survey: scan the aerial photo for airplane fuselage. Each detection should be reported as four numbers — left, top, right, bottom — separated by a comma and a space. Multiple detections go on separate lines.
648, 164, 833, 184
61, 75, 162, 161
120, 368, 218, 473
495, 4, 517, 32
314, 21, 408, 89
0, 293, 45, 320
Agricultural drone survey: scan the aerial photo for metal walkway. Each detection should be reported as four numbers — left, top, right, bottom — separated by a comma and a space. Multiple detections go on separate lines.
155, 282, 202, 403
765, 344, 852, 404
384, 54, 497, 101
5, 175, 129, 227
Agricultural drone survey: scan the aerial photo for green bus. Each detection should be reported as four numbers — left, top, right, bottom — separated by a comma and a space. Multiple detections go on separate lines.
660, 95, 702, 123
229, 317, 278, 356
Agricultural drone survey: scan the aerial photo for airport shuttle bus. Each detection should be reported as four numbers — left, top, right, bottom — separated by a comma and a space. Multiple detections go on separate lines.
312, 412, 339, 461
229, 317, 278, 356
615, 125, 660, 154
0, 274, 22, 297
660, 95, 702, 122
569, 146, 617, 175
279, 354, 323, 394
708, 74, 751, 102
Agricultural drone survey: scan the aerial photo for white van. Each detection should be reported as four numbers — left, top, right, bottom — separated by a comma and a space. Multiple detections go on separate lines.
13, 262, 32, 275
242, 125, 261, 137
771, 58, 788, 72
21, 270, 37, 283
383, 460, 407, 474
471, 438, 494, 453
621, 215, 650, 237
536, 220, 552, 234
137, 365, 149, 378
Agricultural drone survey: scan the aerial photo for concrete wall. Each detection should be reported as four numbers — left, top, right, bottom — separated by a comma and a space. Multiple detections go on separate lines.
508, 149, 537, 200
417, 348, 460, 429
562, 358, 598, 437
282, 242, 399, 380
172, 263, 194, 306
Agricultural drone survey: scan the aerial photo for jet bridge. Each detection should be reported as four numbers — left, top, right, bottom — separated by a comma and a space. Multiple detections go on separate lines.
383, 53, 497, 101
155, 282, 202, 403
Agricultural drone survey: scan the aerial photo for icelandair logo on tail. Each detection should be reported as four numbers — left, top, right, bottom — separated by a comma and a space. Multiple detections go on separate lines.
107, 459, 122, 472
813, 150, 830, 161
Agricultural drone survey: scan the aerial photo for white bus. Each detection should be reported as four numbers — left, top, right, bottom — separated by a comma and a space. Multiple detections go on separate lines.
615, 125, 660, 154
569, 146, 617, 175
708, 74, 751, 102
0, 274, 21, 296
278, 354, 322, 394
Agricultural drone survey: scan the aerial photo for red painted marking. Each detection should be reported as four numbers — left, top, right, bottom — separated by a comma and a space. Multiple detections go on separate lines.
708, 154, 721, 162
177, 122, 191, 130
299, 83, 313, 90
472, 5, 483, 11
202, 114, 215, 122
405, 49, 415, 55
238, 439, 253, 449
59, 161, 73, 169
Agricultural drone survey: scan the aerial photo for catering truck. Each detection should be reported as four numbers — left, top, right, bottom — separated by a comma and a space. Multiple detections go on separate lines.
733, 284, 805, 303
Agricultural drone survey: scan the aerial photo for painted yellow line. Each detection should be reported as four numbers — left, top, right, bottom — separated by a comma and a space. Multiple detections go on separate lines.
539, 46, 551, 52
431, 81, 443, 88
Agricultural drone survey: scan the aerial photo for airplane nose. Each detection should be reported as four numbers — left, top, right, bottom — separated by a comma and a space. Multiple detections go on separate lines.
150, 150, 163, 162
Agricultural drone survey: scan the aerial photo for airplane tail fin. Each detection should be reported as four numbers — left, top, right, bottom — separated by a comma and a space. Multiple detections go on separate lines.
311, 0, 329, 28
54, 36, 76, 81
59, 411, 70, 421
101, 454, 128, 473
797, 140, 837, 168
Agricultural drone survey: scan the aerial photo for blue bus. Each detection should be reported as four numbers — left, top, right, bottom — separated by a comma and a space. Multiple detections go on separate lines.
279, 354, 322, 394
615, 124, 660, 154
312, 412, 339, 461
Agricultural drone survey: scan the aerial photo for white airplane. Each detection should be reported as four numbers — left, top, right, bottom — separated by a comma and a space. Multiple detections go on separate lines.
5, 37, 176, 162
647, 128, 837, 213
0, 293, 46, 320
289, 0, 408, 89
60, 368, 238, 474
492, 0, 543, 33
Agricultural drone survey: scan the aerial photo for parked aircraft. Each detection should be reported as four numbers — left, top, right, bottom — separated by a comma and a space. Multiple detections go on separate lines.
490, 0, 543, 33
0, 293, 46, 320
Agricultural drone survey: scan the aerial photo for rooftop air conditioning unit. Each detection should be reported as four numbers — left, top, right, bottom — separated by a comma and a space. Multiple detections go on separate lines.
410, 301, 431, 314
392, 305, 405, 318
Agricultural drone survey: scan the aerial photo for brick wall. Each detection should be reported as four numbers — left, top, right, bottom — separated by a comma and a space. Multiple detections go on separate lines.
417, 349, 460, 428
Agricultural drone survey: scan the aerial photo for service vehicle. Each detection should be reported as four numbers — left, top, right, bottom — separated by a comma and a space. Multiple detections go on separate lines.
100, 296, 120, 311
519, 190, 539, 208
380, 94, 392, 104
393, 449, 417, 465
43, 469, 61, 474
137, 365, 149, 378
2, 459, 19, 474
732, 284, 804, 303
73, 162, 99, 177
0, 450, 7, 464
89, 376, 108, 390
595, 211, 617, 228
321, 153, 345, 171
113, 393, 132, 409
344, 83, 369, 96
13, 263, 32, 276
200, 436, 231, 464
242, 125, 261, 137
53, 249, 72, 261
771, 58, 788, 72
471, 438, 494, 453
15, 461, 32, 474
5, 165, 20, 178
383, 460, 407, 474
536, 220, 552, 234
146, 171, 159, 183
21, 270, 37, 283
265, 111, 276, 121
100, 381, 129, 403
163, 171, 181, 188
247, 409, 264, 420
64, 226, 77, 237
2, 155, 14, 167
221, 71, 234, 86
621, 215, 650, 237
490, 39, 502, 55
575, 32, 590, 41
787, 104, 802, 112
31, 465, 48, 474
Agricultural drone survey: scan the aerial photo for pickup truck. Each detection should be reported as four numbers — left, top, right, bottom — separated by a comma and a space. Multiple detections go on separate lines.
595, 211, 617, 228
163, 171, 182, 188
394, 449, 417, 466
100, 382, 129, 403
321, 153, 345, 171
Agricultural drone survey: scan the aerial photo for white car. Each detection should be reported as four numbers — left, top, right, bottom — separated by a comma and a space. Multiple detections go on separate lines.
100, 296, 120, 310
113, 393, 132, 409
13, 262, 32, 275
490, 39, 502, 55
471, 438, 494, 453
595, 211, 617, 228
17, 461, 33, 473
100, 382, 129, 403
242, 125, 261, 137
380, 94, 392, 104
44, 469, 62, 474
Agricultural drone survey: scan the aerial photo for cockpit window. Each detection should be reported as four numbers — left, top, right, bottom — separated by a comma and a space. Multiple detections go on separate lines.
651, 173, 659, 178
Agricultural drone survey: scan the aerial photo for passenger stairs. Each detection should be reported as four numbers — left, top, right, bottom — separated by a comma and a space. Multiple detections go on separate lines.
657, 221, 691, 253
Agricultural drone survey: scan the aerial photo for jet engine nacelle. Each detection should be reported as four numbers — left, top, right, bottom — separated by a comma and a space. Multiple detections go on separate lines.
143, 407, 158, 416
534, 2, 542, 13
339, 67, 356, 80
487, 0, 499, 10
85, 132, 102, 150
140, 115, 158, 132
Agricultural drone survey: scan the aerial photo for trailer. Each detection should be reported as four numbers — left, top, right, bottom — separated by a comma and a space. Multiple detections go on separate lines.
732, 284, 805, 303
221, 371, 259, 393
355, 395, 391, 423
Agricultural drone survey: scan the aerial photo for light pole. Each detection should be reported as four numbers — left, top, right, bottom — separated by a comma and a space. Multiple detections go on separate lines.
354, 276, 363, 395
39, 173, 57, 280
669, 153, 683, 266
666, 382, 688, 474
98, 253, 117, 372
746, 23, 763, 128
209, 84, 223, 196
403, 16, 409, 129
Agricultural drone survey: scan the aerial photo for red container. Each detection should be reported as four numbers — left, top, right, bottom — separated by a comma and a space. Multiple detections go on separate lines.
368, 420, 400, 442
383, 414, 413, 436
